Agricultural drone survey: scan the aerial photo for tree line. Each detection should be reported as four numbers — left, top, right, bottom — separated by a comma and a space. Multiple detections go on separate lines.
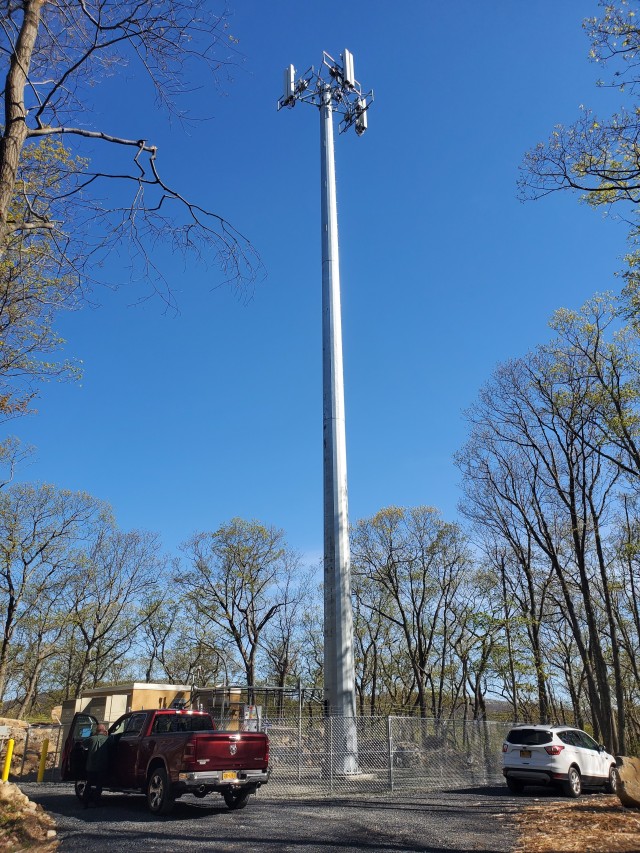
3, 306, 640, 753
1, 1, 640, 757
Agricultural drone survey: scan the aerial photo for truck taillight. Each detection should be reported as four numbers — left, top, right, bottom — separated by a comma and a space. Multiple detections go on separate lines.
544, 745, 565, 755
183, 738, 196, 766
265, 741, 269, 765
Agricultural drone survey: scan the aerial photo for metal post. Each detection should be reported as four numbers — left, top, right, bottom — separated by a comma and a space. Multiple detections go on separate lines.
278, 51, 373, 777
329, 716, 334, 796
298, 681, 303, 783
50, 726, 63, 781
37, 739, 48, 783
19, 728, 30, 778
320, 84, 356, 711
2, 739, 14, 781
387, 716, 394, 792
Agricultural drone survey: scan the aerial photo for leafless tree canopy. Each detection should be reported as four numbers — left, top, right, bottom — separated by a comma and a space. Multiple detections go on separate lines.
0, 1, 259, 305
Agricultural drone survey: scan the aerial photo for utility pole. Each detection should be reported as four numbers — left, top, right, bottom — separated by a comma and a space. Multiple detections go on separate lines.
278, 51, 373, 773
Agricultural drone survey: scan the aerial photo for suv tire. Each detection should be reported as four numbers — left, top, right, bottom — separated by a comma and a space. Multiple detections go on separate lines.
506, 778, 524, 794
605, 765, 617, 794
563, 766, 582, 798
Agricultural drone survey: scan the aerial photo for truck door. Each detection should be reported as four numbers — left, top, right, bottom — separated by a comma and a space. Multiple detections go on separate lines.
114, 712, 149, 788
60, 713, 98, 781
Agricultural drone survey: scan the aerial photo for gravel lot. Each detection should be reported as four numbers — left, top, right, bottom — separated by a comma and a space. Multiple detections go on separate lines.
21, 782, 521, 853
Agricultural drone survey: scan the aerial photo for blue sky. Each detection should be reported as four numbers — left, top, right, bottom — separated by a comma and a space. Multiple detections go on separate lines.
11, 0, 631, 565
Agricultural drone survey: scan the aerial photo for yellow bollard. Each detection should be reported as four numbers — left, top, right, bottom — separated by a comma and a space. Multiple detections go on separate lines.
37, 738, 48, 783
1, 739, 14, 782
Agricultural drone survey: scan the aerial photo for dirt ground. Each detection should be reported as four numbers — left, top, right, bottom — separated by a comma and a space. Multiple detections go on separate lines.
0, 781, 57, 852
0, 784, 638, 852
515, 795, 640, 853
0, 717, 62, 849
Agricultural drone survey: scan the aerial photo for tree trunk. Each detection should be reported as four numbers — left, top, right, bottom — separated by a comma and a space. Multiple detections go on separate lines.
0, 0, 44, 245
0, 591, 17, 703
16, 656, 44, 719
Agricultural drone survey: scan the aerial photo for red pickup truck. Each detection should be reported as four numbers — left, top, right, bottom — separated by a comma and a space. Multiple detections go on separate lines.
61, 708, 270, 814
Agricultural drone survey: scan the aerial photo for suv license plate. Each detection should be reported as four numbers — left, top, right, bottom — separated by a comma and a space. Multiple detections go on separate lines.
222, 771, 237, 780
520, 749, 531, 758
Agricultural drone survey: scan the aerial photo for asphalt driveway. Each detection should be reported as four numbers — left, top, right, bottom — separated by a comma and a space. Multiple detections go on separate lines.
21, 782, 521, 852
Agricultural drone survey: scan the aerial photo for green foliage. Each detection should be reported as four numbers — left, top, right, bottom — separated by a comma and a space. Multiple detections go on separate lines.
179, 518, 301, 690
520, 1, 640, 318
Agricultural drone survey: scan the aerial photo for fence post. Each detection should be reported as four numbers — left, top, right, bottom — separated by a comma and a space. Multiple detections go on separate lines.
298, 684, 302, 783
329, 716, 334, 796
48, 726, 63, 782
19, 728, 30, 778
387, 716, 394, 792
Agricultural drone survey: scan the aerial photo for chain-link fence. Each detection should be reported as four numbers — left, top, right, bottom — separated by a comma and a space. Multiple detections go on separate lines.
4, 724, 64, 781
2, 713, 510, 797
262, 715, 512, 798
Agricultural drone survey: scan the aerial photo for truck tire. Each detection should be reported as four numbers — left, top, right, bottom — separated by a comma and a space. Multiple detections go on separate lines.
223, 788, 251, 810
147, 767, 174, 815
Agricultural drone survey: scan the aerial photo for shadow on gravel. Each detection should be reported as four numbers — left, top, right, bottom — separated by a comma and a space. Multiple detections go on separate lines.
22, 786, 516, 853
439, 786, 509, 797
444, 784, 565, 799
26, 789, 234, 823
58, 830, 503, 853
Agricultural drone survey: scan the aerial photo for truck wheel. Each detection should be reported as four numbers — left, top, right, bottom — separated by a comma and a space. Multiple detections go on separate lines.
223, 788, 251, 810
147, 767, 174, 815
74, 780, 87, 802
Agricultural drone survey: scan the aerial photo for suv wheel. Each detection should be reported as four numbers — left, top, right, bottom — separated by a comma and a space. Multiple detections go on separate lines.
506, 778, 524, 794
563, 766, 582, 798
605, 765, 617, 794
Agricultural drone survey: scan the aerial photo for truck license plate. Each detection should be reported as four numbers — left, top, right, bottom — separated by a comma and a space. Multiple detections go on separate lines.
520, 749, 531, 758
222, 771, 237, 780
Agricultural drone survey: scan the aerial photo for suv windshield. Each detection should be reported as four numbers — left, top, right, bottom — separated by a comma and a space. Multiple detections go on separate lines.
506, 728, 552, 746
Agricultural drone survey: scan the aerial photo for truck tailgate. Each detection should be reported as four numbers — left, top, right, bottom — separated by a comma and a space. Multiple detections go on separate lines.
194, 732, 268, 770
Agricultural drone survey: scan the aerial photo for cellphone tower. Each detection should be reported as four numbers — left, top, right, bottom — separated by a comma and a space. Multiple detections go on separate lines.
278, 51, 373, 774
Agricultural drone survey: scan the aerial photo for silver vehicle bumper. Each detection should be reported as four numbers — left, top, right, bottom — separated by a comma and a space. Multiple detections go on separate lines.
178, 768, 270, 786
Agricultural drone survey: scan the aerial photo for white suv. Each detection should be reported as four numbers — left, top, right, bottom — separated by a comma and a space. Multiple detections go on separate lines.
502, 724, 617, 797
